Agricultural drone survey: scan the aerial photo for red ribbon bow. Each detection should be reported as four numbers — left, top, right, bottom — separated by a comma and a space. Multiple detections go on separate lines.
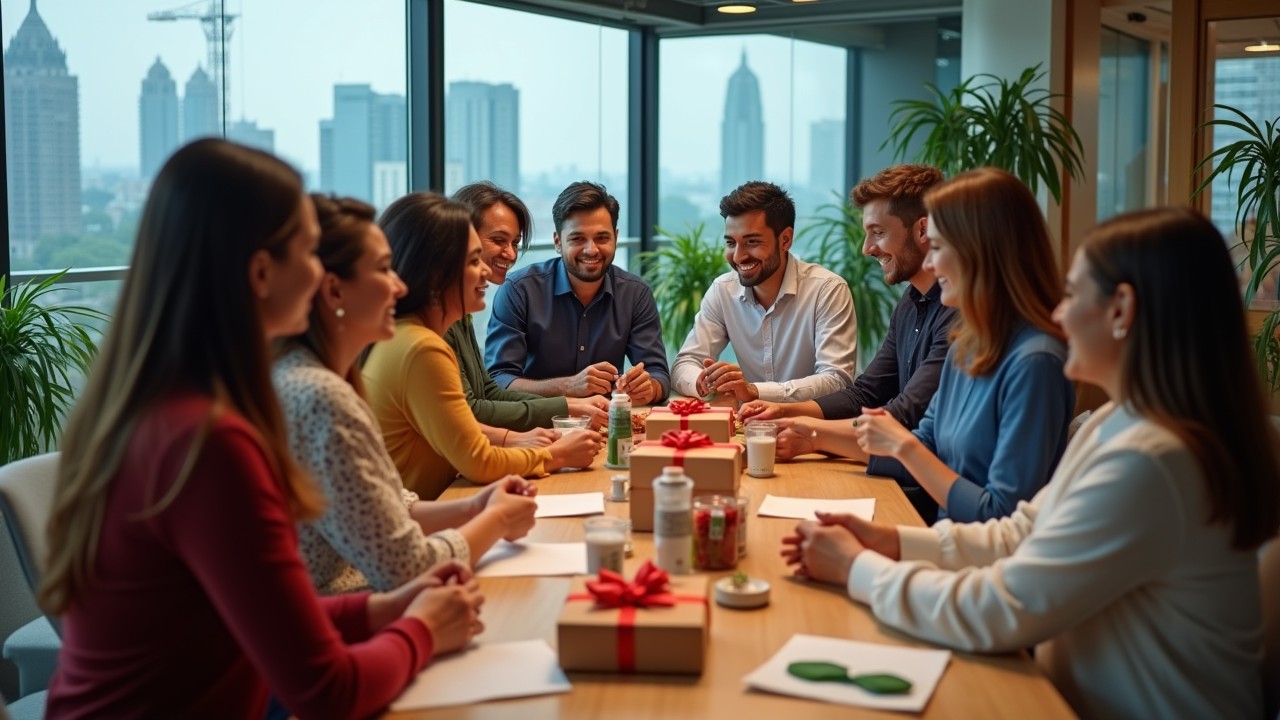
660, 430, 713, 449
584, 561, 675, 608
666, 398, 709, 416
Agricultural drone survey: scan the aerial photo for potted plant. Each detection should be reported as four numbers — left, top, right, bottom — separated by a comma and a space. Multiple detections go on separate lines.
883, 64, 1085, 203
1195, 105, 1280, 391
639, 224, 727, 354
1, 271, 106, 465
799, 197, 898, 370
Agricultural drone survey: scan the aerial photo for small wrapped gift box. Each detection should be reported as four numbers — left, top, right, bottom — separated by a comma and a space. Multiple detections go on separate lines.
630, 430, 742, 532
557, 562, 709, 675
646, 399, 734, 443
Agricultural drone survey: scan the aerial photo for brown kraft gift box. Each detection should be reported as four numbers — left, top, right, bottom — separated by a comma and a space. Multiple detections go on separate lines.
629, 438, 742, 532
557, 574, 709, 674
646, 404, 734, 443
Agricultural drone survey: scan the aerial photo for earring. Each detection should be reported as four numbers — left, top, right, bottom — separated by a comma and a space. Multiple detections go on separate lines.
1112, 327, 1127, 340
335, 307, 346, 319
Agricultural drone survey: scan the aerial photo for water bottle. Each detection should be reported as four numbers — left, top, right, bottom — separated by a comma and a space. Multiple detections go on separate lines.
604, 391, 632, 469
653, 465, 693, 575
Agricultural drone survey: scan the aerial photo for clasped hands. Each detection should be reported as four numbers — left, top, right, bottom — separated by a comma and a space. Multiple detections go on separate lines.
568, 361, 658, 406
780, 511, 902, 587
695, 358, 758, 402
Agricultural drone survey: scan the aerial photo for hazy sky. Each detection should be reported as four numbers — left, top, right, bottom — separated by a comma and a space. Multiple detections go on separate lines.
3, 0, 846, 184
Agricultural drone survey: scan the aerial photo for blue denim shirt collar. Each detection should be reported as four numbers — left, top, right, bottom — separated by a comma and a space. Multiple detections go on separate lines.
551, 257, 615, 306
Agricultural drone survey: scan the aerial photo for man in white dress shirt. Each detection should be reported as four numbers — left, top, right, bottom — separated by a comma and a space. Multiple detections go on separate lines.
671, 181, 858, 403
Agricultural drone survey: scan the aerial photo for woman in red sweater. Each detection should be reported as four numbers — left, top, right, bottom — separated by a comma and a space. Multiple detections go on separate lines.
39, 138, 484, 719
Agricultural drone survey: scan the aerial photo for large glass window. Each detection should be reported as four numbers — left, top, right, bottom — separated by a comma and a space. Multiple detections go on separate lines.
444, 0, 629, 342
3, 0, 405, 290
657, 35, 847, 249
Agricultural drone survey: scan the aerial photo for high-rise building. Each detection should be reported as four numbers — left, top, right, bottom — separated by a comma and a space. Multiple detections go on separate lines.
809, 120, 845, 195
3, 0, 82, 260
139, 57, 180, 180
227, 119, 275, 154
182, 66, 219, 142
319, 84, 407, 200
721, 51, 764, 196
445, 81, 520, 192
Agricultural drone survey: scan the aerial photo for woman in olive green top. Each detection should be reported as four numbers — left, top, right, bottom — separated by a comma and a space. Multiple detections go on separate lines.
447, 182, 608, 432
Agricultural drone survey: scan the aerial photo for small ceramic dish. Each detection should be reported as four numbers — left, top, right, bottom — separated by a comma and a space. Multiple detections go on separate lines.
714, 575, 771, 609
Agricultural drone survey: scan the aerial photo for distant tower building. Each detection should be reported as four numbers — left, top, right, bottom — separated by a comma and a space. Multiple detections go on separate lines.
721, 51, 764, 195
139, 57, 180, 180
808, 120, 845, 195
227, 119, 274, 154
318, 119, 334, 191
182, 66, 219, 141
3, 0, 83, 259
319, 84, 407, 201
445, 81, 520, 192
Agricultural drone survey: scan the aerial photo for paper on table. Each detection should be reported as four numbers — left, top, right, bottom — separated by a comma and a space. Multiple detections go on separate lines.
475, 540, 588, 578
743, 634, 950, 712
534, 492, 605, 518
757, 494, 875, 521
391, 640, 571, 711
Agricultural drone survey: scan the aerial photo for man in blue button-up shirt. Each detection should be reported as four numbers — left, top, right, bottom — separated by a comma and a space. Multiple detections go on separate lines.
485, 182, 670, 405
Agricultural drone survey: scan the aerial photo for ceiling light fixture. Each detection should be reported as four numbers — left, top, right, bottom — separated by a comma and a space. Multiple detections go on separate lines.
717, 3, 756, 13
791, 0, 820, 4
1245, 40, 1280, 52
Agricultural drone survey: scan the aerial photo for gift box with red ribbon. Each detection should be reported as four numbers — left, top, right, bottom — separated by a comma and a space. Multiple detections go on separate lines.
629, 430, 742, 532
645, 399, 734, 442
557, 561, 709, 674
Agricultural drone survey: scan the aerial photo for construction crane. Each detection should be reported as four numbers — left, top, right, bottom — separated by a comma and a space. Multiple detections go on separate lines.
147, 1, 239, 123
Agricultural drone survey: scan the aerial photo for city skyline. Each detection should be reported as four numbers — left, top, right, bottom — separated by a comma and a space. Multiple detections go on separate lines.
720, 51, 764, 195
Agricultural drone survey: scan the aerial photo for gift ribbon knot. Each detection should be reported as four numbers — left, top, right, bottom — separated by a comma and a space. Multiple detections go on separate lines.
666, 398, 709, 416
660, 430, 713, 450
568, 561, 707, 673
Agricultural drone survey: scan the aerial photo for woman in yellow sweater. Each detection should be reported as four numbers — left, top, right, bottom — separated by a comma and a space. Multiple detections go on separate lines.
364, 192, 602, 499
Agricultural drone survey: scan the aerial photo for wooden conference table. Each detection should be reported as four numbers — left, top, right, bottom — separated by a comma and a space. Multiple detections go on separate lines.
386, 446, 1074, 719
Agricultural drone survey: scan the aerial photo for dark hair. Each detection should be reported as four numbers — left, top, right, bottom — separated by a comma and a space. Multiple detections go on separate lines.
44, 138, 323, 613
719, 181, 796, 237
851, 164, 945, 228
551, 181, 619, 234
1082, 207, 1280, 550
925, 168, 1063, 375
291, 194, 377, 390
452, 181, 534, 255
379, 192, 475, 321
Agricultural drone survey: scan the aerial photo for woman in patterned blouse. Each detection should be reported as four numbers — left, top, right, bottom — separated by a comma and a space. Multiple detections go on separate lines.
273, 193, 539, 594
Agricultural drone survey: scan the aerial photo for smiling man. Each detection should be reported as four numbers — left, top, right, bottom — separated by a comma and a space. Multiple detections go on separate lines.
485, 181, 669, 405
739, 165, 957, 429
671, 181, 857, 403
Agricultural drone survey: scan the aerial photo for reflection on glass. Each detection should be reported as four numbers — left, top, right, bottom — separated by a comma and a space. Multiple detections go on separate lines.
1097, 27, 1151, 221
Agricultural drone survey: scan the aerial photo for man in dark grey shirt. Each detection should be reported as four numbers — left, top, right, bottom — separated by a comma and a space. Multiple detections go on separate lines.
740, 164, 956, 433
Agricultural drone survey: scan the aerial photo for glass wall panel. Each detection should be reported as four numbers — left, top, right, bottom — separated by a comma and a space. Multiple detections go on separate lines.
1097, 27, 1151, 221
657, 35, 847, 252
444, 0, 630, 343
3, 0, 405, 282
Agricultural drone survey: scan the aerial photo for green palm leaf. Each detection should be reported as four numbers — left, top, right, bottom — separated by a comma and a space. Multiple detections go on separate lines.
1, 270, 107, 464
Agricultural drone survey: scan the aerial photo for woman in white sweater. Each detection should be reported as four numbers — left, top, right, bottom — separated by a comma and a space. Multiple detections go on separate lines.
274, 194, 538, 594
783, 207, 1280, 718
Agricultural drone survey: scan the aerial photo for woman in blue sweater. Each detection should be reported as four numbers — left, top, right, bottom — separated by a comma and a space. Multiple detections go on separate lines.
774, 168, 1073, 523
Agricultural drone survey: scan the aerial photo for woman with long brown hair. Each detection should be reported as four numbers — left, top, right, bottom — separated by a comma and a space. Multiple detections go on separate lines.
772, 168, 1074, 522
363, 192, 601, 500
41, 140, 483, 718
273, 194, 538, 595
784, 206, 1280, 717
